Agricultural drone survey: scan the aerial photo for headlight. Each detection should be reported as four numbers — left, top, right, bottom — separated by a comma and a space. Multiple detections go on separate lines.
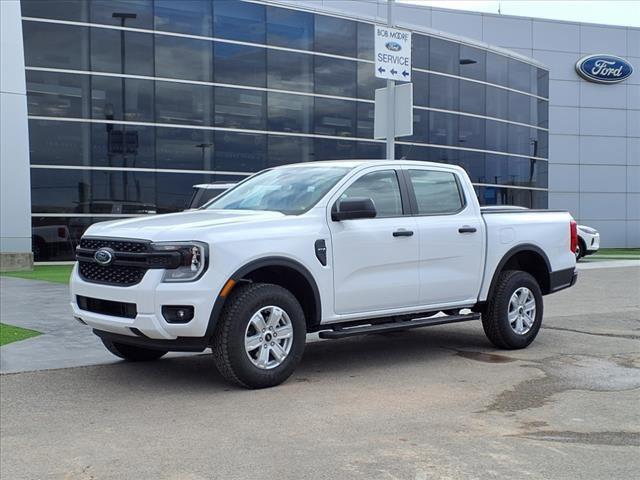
578, 225, 597, 234
152, 242, 208, 282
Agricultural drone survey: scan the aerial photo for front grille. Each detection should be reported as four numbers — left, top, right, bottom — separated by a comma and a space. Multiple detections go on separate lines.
78, 237, 151, 286
79, 262, 146, 286
77, 295, 137, 319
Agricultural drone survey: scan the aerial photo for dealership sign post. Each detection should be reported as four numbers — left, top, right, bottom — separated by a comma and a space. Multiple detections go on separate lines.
375, 0, 412, 160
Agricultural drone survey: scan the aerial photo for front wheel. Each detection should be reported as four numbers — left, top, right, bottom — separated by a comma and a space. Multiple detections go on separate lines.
102, 339, 168, 361
482, 270, 543, 349
212, 283, 307, 389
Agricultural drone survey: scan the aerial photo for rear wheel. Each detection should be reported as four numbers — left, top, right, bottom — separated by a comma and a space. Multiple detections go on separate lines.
212, 283, 306, 389
101, 339, 167, 361
482, 270, 543, 349
575, 239, 586, 260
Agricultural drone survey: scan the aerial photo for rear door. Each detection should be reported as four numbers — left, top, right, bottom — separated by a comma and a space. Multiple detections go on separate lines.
328, 167, 419, 315
404, 167, 484, 306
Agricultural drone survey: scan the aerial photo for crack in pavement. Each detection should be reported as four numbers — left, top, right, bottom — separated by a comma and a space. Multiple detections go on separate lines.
515, 430, 640, 447
542, 325, 640, 340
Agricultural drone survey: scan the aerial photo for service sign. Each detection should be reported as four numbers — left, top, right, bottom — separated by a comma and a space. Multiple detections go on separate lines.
375, 26, 412, 81
575, 54, 633, 84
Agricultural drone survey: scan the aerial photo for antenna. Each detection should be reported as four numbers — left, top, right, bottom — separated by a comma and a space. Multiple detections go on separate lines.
498, 2, 502, 15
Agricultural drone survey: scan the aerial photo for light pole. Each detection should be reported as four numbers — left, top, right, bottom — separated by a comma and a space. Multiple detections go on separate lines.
386, 0, 395, 160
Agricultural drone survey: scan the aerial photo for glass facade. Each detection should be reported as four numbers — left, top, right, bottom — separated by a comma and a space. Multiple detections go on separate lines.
21, 0, 548, 260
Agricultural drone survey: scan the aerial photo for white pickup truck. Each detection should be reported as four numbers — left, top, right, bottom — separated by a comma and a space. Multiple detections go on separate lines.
71, 160, 578, 388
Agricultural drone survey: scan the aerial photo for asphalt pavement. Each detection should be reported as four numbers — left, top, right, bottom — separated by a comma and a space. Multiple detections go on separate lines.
1, 262, 639, 479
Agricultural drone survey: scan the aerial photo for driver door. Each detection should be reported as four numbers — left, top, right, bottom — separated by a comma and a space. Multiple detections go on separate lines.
328, 168, 419, 315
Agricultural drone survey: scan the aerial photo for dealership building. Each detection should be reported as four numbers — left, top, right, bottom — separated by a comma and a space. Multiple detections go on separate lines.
0, 0, 638, 266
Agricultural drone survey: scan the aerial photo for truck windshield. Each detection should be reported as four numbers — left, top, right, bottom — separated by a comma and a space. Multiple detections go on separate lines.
206, 166, 350, 215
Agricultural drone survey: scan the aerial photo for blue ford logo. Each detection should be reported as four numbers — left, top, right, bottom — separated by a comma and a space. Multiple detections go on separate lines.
576, 54, 633, 84
94, 248, 114, 266
385, 41, 402, 52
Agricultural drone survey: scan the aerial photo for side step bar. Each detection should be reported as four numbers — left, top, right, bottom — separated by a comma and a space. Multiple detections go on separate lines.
318, 313, 480, 339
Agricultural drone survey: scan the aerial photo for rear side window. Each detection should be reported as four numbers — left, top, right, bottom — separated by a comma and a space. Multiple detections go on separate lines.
408, 169, 464, 215
340, 170, 403, 218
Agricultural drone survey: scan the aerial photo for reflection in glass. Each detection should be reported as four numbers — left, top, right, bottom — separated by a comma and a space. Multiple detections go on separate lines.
91, 28, 153, 76
268, 92, 313, 134
429, 74, 459, 111
155, 35, 213, 82
154, 0, 212, 36
357, 102, 375, 139
156, 127, 214, 171
508, 91, 532, 125
155, 81, 213, 125
214, 43, 266, 88
486, 52, 508, 88
357, 23, 374, 60
315, 56, 356, 97
486, 85, 508, 119
23, 22, 87, 70
215, 87, 266, 130
430, 38, 459, 75
90, 0, 153, 29
458, 116, 485, 150
267, 50, 313, 93
459, 45, 485, 81
412, 34, 429, 70
91, 76, 154, 122
315, 98, 356, 137
357, 62, 385, 100
267, 135, 314, 167
214, 131, 266, 172
460, 80, 485, 116
26, 71, 88, 118
91, 123, 154, 169
213, 0, 266, 43
508, 58, 532, 93
28, 120, 90, 166
315, 138, 356, 160
315, 15, 356, 57
429, 112, 459, 146
21, 0, 88, 21
267, 6, 313, 50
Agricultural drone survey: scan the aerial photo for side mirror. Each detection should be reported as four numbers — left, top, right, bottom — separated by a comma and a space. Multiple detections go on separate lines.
331, 197, 377, 221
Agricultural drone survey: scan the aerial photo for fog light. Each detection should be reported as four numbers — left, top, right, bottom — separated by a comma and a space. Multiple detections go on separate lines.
162, 306, 194, 324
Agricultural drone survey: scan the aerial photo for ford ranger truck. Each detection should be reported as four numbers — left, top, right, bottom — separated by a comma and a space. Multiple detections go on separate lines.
70, 160, 578, 388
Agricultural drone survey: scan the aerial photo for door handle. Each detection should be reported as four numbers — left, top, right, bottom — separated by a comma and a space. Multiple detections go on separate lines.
458, 226, 477, 234
393, 230, 414, 237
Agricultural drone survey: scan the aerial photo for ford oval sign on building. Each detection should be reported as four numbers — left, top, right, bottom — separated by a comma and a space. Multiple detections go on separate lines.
575, 54, 634, 84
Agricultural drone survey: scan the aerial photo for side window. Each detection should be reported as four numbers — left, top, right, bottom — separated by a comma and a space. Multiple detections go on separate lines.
408, 169, 464, 215
340, 170, 403, 218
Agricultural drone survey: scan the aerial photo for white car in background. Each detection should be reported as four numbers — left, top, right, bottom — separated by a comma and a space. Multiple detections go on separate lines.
576, 225, 600, 260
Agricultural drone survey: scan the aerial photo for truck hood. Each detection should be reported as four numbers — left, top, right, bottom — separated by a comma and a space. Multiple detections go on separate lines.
85, 210, 286, 241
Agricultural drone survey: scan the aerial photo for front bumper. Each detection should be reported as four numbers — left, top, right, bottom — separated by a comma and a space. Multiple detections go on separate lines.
70, 263, 226, 340
585, 233, 600, 254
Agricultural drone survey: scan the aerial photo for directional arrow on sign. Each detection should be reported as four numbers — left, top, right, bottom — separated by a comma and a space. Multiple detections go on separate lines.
378, 67, 385, 74
390, 68, 397, 75
402, 70, 410, 77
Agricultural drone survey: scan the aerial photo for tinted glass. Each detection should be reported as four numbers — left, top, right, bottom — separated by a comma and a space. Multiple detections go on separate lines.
459, 45, 485, 81
429, 75, 458, 111
508, 91, 532, 125
214, 131, 266, 172
90, 29, 153, 76
509, 58, 531, 92
156, 128, 214, 171
155, 35, 212, 82
21, 0, 88, 21
315, 56, 356, 97
486, 85, 508, 119
357, 62, 385, 100
475, 186, 547, 209
214, 87, 265, 130
90, 0, 153, 29
412, 34, 429, 70
357, 23, 374, 60
23, 21, 87, 70
412, 71, 429, 107
537, 69, 549, 98
214, 43, 265, 88
32, 216, 94, 261
155, 81, 212, 125
267, 135, 314, 167
314, 138, 356, 160
315, 15, 356, 57
429, 112, 459, 146
537, 99, 549, 128
408, 109, 429, 143
459, 116, 484, 150
485, 120, 508, 153
268, 92, 313, 134
267, 6, 313, 50
408, 170, 462, 214
91, 76, 154, 122
457, 150, 485, 182
26, 71, 88, 118
267, 50, 313, 93
213, 0, 266, 43
460, 80, 485, 115
315, 98, 356, 137
357, 102, 375, 139
154, 0, 212, 36
28, 120, 90, 166
91, 123, 154, 169
341, 170, 403, 218
356, 142, 385, 160
209, 166, 349, 214
430, 38, 459, 75
486, 52, 508, 87
508, 124, 535, 156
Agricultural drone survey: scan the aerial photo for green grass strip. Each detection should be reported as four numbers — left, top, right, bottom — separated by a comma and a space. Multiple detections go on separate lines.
0, 323, 41, 346
1, 264, 74, 284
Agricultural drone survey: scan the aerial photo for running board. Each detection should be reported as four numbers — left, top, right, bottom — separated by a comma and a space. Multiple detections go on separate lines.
318, 313, 480, 339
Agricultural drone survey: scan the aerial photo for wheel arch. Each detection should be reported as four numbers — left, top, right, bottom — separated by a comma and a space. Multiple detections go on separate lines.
206, 256, 322, 340
485, 244, 552, 300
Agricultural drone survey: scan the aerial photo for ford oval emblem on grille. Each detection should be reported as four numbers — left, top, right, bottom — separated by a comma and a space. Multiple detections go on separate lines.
385, 41, 402, 52
94, 247, 115, 266
575, 54, 633, 84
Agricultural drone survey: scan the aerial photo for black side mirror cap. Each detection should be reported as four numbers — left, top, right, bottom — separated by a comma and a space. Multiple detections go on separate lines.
331, 197, 377, 221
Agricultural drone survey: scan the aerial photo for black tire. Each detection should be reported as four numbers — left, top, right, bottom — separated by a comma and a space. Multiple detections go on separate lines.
482, 270, 543, 349
101, 339, 168, 361
575, 239, 586, 260
212, 283, 306, 389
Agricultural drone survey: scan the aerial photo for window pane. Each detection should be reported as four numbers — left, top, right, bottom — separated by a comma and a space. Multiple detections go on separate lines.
486, 52, 508, 87
91, 123, 154, 169
315, 56, 356, 97
213, 0, 265, 43
21, 0, 88, 21
459, 45, 485, 81
430, 38, 459, 75
214, 87, 265, 130
357, 142, 384, 159
509, 58, 531, 92
32, 216, 93, 261
26, 71, 88, 118
267, 135, 314, 167
484, 154, 547, 188
408, 170, 462, 214
268, 92, 313, 134
155, 35, 212, 82
357, 22, 374, 60
156, 127, 214, 171
486, 85, 507, 119
412, 71, 429, 107
508, 91, 532, 125
341, 170, 403, 217
537, 69, 549, 98
23, 21, 87, 70
214, 131, 266, 172
460, 80, 485, 115
91, 76, 154, 122
155, 172, 233, 212
214, 43, 265, 88
485, 120, 508, 153
537, 99, 549, 128
459, 116, 485, 150
357, 61, 385, 100
412, 34, 429, 70
429, 111, 458, 146
90, 170, 157, 212
315, 98, 356, 137
267, 50, 313, 92
508, 124, 535, 156
457, 150, 485, 183
28, 119, 91, 166
267, 6, 313, 50
314, 138, 356, 160
155, 81, 212, 125
357, 102, 374, 139
154, 0, 212, 36
315, 15, 356, 57
407, 109, 429, 143
90, 29, 153, 76
429, 75, 458, 111
90, 0, 153, 29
